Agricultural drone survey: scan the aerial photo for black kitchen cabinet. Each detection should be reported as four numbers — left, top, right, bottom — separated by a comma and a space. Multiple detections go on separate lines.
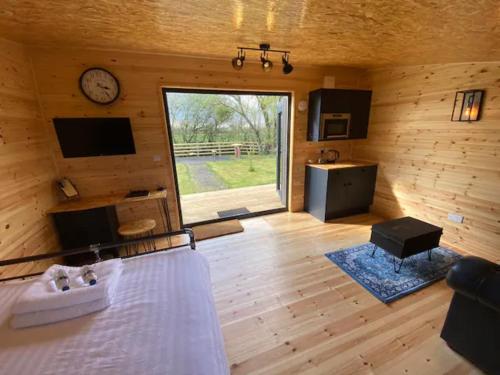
304, 164, 377, 221
307, 89, 372, 141
52, 206, 120, 266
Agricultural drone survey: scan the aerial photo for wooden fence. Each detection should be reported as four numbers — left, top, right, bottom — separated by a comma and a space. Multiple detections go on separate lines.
173, 141, 260, 157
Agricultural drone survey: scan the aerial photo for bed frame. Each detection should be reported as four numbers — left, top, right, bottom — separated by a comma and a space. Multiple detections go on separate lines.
0, 228, 196, 283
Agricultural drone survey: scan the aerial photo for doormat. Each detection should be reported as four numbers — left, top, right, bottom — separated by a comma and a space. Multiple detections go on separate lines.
217, 207, 250, 218
191, 219, 244, 241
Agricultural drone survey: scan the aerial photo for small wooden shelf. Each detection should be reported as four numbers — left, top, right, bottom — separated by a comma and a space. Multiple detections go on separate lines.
48, 190, 167, 214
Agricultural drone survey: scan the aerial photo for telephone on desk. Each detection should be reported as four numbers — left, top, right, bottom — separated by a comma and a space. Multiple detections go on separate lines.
57, 178, 79, 199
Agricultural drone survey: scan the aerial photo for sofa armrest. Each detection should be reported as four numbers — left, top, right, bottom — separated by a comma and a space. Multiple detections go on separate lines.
447, 256, 500, 313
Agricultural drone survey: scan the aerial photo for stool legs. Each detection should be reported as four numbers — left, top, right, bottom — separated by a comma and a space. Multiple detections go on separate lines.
120, 231, 158, 256
122, 236, 133, 257
134, 235, 140, 255
140, 231, 156, 253
371, 244, 377, 257
149, 230, 156, 251
118, 219, 157, 256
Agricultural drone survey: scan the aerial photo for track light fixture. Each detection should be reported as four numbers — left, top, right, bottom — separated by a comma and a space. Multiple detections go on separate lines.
231, 43, 293, 75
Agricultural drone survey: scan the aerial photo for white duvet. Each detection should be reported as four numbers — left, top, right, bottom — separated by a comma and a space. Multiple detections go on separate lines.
0, 249, 229, 375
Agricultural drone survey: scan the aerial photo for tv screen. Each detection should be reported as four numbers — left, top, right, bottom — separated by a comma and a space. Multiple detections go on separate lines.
53, 117, 136, 158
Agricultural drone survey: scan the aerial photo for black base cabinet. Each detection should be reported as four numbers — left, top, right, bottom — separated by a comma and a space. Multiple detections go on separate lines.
52, 206, 120, 266
304, 164, 377, 221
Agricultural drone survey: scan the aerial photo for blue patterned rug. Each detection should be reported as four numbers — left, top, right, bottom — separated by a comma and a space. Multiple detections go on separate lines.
325, 243, 461, 303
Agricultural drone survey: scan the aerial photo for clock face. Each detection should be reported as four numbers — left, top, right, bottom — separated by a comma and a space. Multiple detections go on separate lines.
79, 68, 120, 104
298, 100, 308, 112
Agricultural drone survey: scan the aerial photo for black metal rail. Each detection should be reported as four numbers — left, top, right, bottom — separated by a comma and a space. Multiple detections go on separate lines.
0, 228, 195, 282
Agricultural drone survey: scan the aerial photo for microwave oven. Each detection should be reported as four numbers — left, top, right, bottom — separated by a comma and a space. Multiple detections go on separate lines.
320, 113, 351, 139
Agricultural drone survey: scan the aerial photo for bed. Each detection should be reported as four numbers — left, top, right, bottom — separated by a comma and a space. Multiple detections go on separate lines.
0, 244, 229, 375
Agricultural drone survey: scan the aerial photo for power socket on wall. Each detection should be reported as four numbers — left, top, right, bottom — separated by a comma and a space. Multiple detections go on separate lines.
448, 213, 464, 224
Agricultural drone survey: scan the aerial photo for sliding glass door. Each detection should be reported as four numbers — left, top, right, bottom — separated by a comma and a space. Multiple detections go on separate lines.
163, 89, 290, 225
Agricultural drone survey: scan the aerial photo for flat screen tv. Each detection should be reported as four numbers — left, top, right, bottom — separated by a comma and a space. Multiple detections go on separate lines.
53, 117, 136, 158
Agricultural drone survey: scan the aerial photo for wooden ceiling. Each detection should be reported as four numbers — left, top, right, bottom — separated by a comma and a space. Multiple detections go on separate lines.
1, 0, 499, 67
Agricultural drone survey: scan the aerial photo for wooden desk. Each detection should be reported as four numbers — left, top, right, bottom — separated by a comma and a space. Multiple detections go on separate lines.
49, 191, 172, 265
48, 190, 168, 213
48, 190, 171, 233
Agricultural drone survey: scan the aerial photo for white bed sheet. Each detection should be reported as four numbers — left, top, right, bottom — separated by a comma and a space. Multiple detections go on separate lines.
0, 249, 229, 375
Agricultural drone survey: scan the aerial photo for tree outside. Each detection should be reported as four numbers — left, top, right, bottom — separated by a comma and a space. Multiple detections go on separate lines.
167, 93, 280, 154
166, 92, 285, 196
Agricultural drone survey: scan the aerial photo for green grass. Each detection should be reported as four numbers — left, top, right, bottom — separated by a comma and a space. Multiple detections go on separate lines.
175, 163, 199, 195
206, 155, 276, 189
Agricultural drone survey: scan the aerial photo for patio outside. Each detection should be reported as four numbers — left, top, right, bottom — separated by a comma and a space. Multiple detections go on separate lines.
166, 92, 287, 224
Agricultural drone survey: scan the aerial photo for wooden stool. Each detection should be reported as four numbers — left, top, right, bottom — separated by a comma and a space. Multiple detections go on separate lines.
118, 219, 157, 255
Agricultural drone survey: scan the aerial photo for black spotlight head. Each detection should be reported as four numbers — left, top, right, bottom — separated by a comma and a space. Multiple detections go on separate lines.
232, 50, 245, 71
261, 53, 273, 72
232, 56, 244, 70
282, 55, 293, 75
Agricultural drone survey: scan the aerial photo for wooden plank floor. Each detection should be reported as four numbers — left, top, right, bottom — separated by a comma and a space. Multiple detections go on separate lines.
180, 184, 284, 224
195, 212, 482, 375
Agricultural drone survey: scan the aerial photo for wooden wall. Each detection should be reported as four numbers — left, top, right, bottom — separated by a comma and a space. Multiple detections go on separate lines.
29, 47, 368, 228
0, 39, 59, 276
353, 62, 500, 261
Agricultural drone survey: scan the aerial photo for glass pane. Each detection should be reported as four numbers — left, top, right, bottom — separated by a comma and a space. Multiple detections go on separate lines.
165, 91, 289, 224
452, 92, 464, 121
460, 92, 475, 121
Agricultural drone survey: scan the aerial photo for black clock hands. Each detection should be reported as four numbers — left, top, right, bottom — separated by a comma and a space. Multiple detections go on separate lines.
96, 82, 111, 90
80, 67, 120, 104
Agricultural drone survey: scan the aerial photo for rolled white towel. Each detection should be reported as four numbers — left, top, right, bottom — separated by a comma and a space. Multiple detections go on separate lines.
12, 258, 123, 315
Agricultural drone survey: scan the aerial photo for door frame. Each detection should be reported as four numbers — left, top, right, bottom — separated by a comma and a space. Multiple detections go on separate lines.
161, 87, 292, 228
276, 96, 289, 206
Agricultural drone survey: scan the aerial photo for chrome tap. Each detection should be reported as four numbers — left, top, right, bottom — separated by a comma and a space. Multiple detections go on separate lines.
317, 149, 326, 164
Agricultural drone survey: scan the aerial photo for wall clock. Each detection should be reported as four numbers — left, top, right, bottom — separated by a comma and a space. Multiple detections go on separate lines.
298, 100, 308, 112
79, 67, 120, 105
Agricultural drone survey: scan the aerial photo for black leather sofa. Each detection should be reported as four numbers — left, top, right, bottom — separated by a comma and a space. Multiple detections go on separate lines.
441, 256, 500, 374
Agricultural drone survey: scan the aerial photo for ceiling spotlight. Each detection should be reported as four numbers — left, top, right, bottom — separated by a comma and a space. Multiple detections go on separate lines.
282, 53, 293, 75
261, 52, 273, 72
231, 49, 245, 70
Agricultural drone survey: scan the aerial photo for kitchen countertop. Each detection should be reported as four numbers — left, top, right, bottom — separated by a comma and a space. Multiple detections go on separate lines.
306, 160, 378, 170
